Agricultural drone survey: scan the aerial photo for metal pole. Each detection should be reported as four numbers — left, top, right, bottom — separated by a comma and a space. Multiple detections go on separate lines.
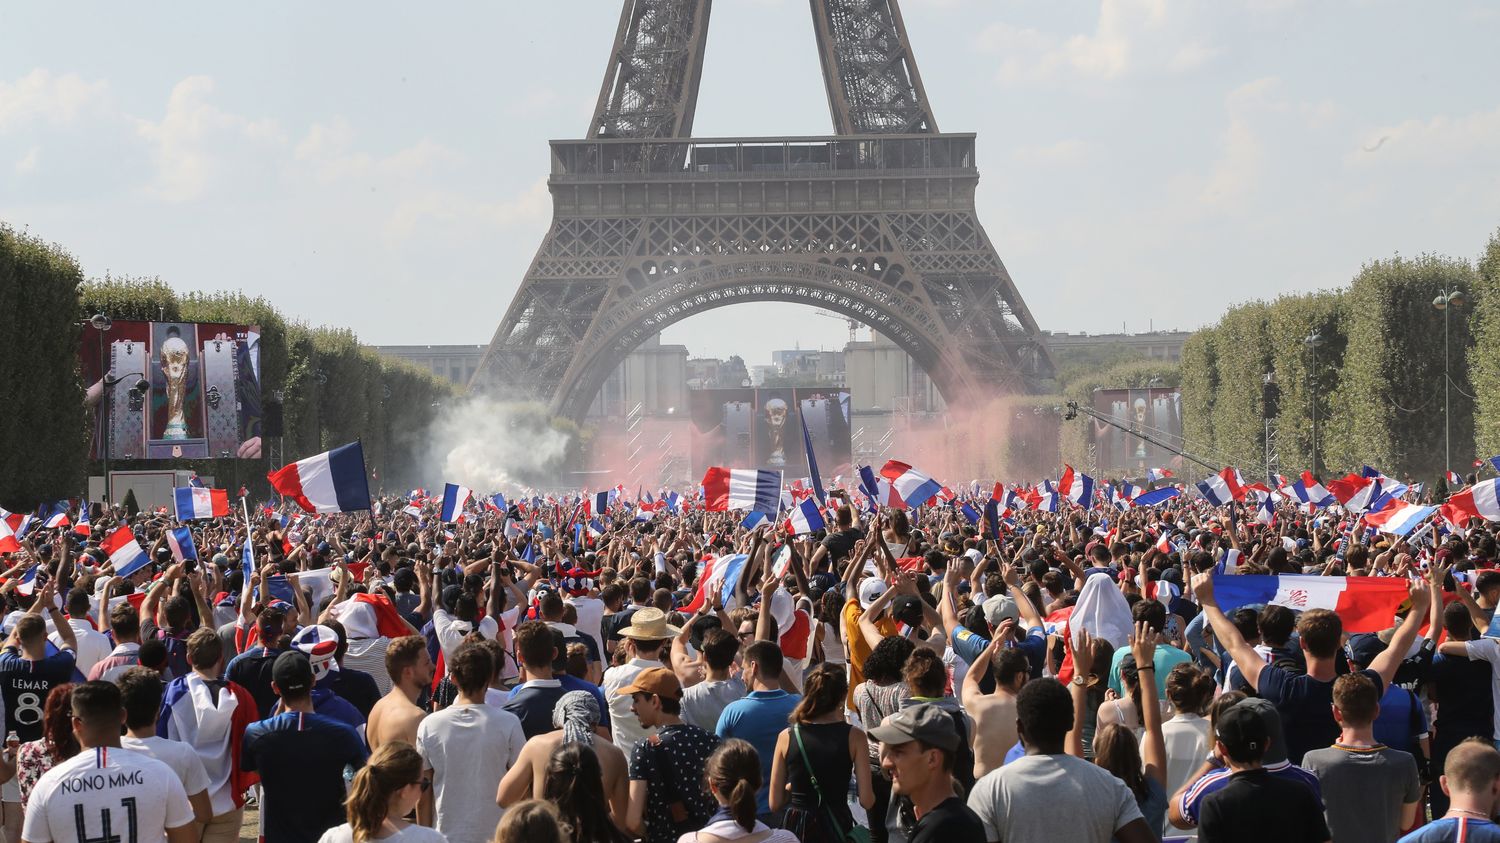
1444, 305, 1451, 474
1309, 344, 1318, 476
99, 331, 110, 506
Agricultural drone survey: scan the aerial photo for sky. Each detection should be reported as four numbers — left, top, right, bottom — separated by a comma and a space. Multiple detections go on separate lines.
3, 1, 1499, 366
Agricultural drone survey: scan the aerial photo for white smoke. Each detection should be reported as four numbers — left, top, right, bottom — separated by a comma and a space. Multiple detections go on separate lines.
424, 398, 572, 490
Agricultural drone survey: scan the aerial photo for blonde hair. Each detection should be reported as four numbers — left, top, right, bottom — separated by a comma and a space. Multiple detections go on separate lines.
346, 742, 422, 842
493, 799, 566, 843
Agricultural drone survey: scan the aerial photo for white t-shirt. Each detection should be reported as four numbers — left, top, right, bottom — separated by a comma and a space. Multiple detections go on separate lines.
967, 752, 1144, 843
416, 703, 526, 843
49, 619, 112, 679
1464, 638, 1500, 740
433, 608, 520, 682
603, 657, 664, 753
319, 821, 450, 842
567, 595, 606, 661
119, 735, 210, 797
23, 746, 194, 843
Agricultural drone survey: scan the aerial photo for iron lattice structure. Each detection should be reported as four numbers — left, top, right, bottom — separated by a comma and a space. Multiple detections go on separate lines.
475, 0, 1055, 420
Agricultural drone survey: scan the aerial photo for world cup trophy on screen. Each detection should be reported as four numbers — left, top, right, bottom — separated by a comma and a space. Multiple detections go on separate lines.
763, 397, 788, 467
159, 331, 192, 439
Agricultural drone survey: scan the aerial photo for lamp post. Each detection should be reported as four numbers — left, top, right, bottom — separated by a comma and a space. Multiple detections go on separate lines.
1303, 332, 1323, 476
1433, 290, 1468, 474
90, 314, 113, 503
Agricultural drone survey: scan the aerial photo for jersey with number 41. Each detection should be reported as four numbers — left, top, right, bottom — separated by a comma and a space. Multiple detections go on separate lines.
22, 746, 194, 843
0, 647, 77, 742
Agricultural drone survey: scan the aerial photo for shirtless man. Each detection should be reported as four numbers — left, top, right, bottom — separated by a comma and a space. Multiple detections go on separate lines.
962, 622, 1028, 778
496, 690, 629, 825
365, 634, 432, 750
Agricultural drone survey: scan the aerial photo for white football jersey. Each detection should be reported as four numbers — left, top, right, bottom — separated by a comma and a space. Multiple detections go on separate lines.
22, 745, 194, 843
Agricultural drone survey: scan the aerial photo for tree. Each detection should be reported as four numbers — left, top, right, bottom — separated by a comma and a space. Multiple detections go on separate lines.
1471, 230, 1500, 461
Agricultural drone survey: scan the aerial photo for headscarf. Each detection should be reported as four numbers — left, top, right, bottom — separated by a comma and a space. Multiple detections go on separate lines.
552, 690, 600, 746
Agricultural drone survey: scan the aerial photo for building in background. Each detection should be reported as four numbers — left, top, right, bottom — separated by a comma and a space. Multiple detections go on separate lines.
1042, 330, 1190, 362
586, 334, 689, 419
371, 345, 487, 386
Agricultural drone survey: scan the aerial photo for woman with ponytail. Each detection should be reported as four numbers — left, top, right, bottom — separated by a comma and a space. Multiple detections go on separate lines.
768, 664, 874, 842
1160, 662, 1217, 800
541, 743, 630, 843
317, 741, 446, 842
683, 739, 798, 843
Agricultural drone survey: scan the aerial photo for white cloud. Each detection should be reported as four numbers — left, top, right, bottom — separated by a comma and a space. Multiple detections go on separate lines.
383, 177, 550, 242
1349, 104, 1500, 167
133, 75, 286, 202
975, 0, 1220, 84
294, 118, 456, 184
1013, 138, 1094, 166
0, 70, 108, 132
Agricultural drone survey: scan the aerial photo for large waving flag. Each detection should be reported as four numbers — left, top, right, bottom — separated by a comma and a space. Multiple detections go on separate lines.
165, 526, 199, 563
858, 465, 902, 511
1211, 574, 1412, 633
785, 498, 826, 536
174, 487, 229, 521
1196, 468, 1246, 506
73, 507, 91, 537
0, 519, 20, 555
702, 467, 782, 513
1147, 467, 1173, 483
1057, 465, 1095, 508
1364, 499, 1436, 536
741, 511, 771, 531
37, 501, 70, 529
879, 460, 943, 508
101, 525, 151, 578
267, 441, 372, 513
1442, 477, 1500, 527
1133, 487, 1181, 507
799, 410, 827, 505
1290, 471, 1336, 509
439, 483, 473, 523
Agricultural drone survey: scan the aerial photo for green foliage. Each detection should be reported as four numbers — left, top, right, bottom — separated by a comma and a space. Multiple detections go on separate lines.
1328, 254, 1475, 477
1266, 291, 1345, 475
1205, 302, 1275, 470
80, 275, 181, 323
1472, 230, 1500, 461
0, 224, 87, 508
1052, 343, 1158, 390
1178, 331, 1217, 461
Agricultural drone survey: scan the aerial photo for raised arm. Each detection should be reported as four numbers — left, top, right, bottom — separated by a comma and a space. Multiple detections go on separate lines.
1132, 621, 1168, 789
1368, 579, 1431, 688
1190, 572, 1271, 690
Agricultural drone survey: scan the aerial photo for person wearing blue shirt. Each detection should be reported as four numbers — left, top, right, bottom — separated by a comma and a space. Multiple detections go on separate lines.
1399, 739, 1500, 842
716, 640, 799, 825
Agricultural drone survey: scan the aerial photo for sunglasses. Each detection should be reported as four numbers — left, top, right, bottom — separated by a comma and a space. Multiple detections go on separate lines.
413, 778, 431, 792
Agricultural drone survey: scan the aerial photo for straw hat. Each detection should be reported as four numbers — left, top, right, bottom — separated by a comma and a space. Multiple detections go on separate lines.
618, 607, 681, 640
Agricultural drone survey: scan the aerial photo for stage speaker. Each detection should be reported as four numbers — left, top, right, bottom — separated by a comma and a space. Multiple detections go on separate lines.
264, 401, 284, 437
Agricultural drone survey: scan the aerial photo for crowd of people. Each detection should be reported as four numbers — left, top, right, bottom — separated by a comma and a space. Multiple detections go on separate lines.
2, 476, 1500, 843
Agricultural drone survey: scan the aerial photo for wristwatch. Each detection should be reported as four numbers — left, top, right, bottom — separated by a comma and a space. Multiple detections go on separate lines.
1071, 675, 1088, 687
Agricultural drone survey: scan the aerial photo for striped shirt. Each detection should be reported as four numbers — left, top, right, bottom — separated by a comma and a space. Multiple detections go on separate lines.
1177, 760, 1323, 827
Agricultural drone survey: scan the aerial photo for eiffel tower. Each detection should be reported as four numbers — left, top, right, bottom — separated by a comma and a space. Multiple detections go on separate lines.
473, 0, 1055, 421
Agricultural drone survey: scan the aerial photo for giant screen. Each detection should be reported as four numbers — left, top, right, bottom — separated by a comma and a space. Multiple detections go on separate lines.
690, 388, 852, 478
80, 320, 263, 460
1089, 387, 1183, 477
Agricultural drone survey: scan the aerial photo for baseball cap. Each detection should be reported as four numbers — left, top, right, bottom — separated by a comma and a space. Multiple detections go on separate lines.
982, 594, 1019, 628
272, 651, 314, 697
867, 703, 959, 751
858, 577, 886, 610
292, 624, 340, 681
614, 667, 682, 700
1216, 702, 1270, 761
1345, 633, 1386, 669
1232, 698, 1287, 765
891, 594, 924, 627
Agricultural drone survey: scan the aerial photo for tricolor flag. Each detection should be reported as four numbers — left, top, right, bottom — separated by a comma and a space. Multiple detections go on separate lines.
485, 493, 507, 513
702, 467, 782, 514
982, 498, 1003, 541
592, 490, 611, 517
1133, 487, 1181, 508
703, 553, 750, 610
267, 441, 372, 514
165, 526, 199, 563
785, 498, 826, 536
1154, 530, 1172, 554
1364, 499, 1436, 536
173, 487, 229, 521
664, 491, 681, 513
1210, 574, 1414, 633
1196, 468, 1246, 506
1057, 465, 1095, 509
1328, 473, 1385, 513
1447, 471, 1465, 487
73, 507, 91, 537
37, 501, 70, 529
1290, 471, 1336, 509
1216, 548, 1242, 574
1147, 468, 1174, 483
439, 483, 473, 523
1254, 493, 1276, 527
741, 511, 772, 531
408, 488, 427, 501
1489, 457, 1500, 474
959, 502, 981, 525
1270, 473, 1290, 489
879, 460, 943, 508
0, 519, 20, 555
858, 466, 902, 511
101, 526, 151, 578
1441, 477, 1500, 528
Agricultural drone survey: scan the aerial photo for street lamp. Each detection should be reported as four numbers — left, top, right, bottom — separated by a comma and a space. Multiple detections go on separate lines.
1303, 332, 1324, 476
1433, 289, 1468, 474
90, 314, 113, 503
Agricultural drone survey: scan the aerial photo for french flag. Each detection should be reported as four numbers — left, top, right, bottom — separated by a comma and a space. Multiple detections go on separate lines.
1133, 487, 1180, 508
165, 526, 198, 562
173, 487, 229, 521
1329, 474, 1385, 513
73, 507, 91, 537
1447, 471, 1465, 487
664, 491, 681, 513
1254, 493, 1276, 526
13, 566, 39, 597
1291, 471, 1336, 509
1154, 529, 1172, 554
439, 483, 473, 523
785, 498, 826, 535
485, 493, 506, 513
0, 519, 20, 555
859, 466, 903, 511
1196, 468, 1246, 506
1364, 499, 1436, 536
1147, 468, 1173, 483
267, 441, 372, 514
959, 502, 981, 525
879, 460, 943, 508
1211, 574, 1414, 633
592, 490, 611, 517
101, 526, 151, 578
741, 511, 772, 530
37, 501, 70, 529
702, 467, 782, 513
1441, 477, 1500, 528
1003, 488, 1027, 512
1057, 465, 1095, 509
